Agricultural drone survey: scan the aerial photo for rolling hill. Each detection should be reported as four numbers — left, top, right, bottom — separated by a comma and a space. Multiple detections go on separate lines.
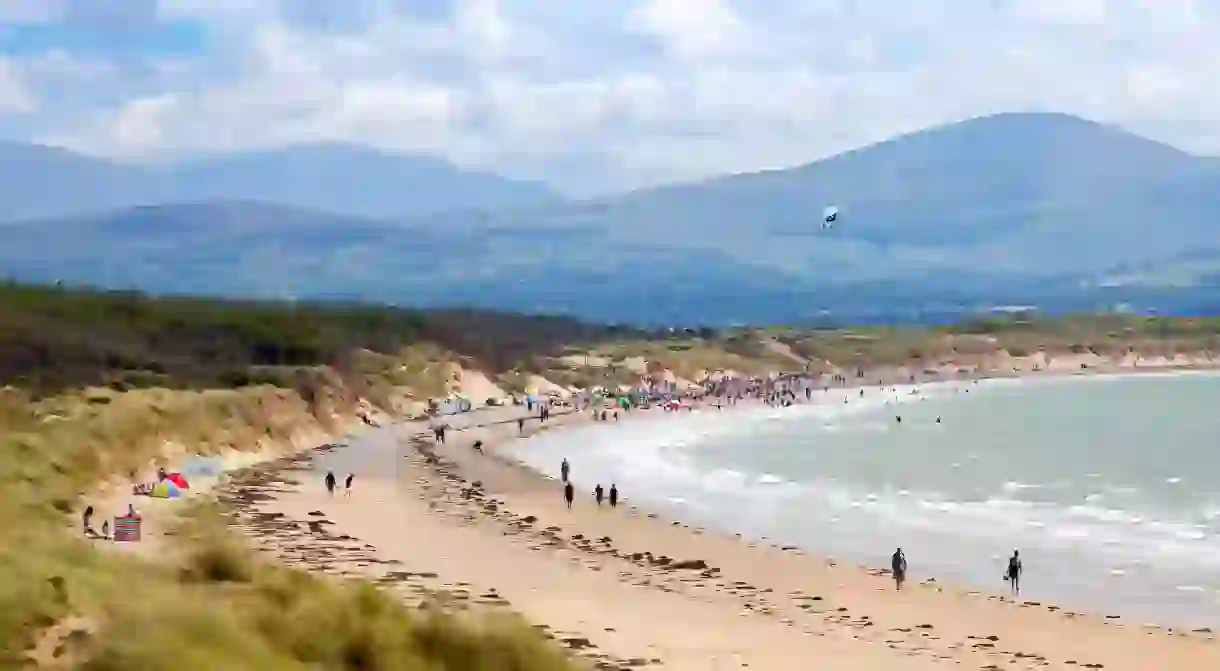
4, 112, 1220, 324
0, 142, 558, 221
468, 112, 1220, 280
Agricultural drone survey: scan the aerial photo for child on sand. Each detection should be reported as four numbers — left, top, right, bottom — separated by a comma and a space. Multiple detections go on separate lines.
344, 473, 354, 497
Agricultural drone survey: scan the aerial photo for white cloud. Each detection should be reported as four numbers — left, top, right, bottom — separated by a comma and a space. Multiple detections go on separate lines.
628, 0, 750, 63
0, 58, 37, 113
12, 0, 1220, 193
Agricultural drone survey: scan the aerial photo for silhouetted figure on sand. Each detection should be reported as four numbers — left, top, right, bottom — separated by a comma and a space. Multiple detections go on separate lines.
609, 484, 618, 507
344, 473, 354, 497
891, 547, 907, 591
1006, 550, 1023, 596
561, 458, 570, 483
595, 484, 604, 506
564, 481, 574, 509
325, 471, 337, 496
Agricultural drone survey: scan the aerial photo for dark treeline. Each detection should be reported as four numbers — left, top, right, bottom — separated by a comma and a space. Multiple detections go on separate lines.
0, 281, 678, 396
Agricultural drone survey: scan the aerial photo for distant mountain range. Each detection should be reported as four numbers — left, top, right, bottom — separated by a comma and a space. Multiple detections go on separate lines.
4, 112, 1220, 324
0, 142, 559, 220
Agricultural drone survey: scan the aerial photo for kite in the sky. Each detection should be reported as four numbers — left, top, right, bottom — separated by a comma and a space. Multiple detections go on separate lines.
822, 205, 839, 229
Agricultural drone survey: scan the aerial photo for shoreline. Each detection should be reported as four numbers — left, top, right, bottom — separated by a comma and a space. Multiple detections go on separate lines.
498, 369, 1220, 633
218, 371, 1220, 670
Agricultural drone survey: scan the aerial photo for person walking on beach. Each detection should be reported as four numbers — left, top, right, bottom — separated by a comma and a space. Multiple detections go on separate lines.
344, 473, 354, 497
891, 547, 907, 591
564, 481, 574, 509
518, 417, 525, 434
561, 458, 570, 483
1006, 550, 1023, 596
609, 484, 618, 508
325, 470, 337, 496
594, 484, 604, 506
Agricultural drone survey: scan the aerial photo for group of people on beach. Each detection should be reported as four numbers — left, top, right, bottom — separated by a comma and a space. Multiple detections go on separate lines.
891, 547, 1023, 596
324, 470, 354, 497
81, 502, 139, 540
412, 371, 1031, 602
560, 457, 618, 509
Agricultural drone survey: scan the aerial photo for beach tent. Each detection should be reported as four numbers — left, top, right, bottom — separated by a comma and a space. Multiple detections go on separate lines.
150, 480, 183, 499
165, 472, 189, 489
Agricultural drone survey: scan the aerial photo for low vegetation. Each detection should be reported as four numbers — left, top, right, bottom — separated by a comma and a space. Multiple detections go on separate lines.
0, 281, 653, 398
745, 315, 1220, 370
1, 378, 579, 669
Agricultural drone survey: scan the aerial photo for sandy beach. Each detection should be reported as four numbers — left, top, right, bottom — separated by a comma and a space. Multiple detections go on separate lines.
209, 385, 1220, 671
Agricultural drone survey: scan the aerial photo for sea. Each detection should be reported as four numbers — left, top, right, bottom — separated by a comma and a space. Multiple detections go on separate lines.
506, 372, 1220, 629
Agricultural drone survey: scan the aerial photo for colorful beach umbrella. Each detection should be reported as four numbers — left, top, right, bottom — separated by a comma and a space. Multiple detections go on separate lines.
166, 472, 189, 489
150, 480, 182, 499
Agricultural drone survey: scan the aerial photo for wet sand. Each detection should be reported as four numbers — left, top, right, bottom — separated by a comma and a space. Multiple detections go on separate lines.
214, 400, 1219, 670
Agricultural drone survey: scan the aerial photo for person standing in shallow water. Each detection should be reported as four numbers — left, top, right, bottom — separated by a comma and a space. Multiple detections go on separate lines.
1006, 550, 1023, 596
594, 484, 604, 506
891, 547, 907, 591
564, 481, 574, 509
325, 471, 336, 496
608, 484, 618, 507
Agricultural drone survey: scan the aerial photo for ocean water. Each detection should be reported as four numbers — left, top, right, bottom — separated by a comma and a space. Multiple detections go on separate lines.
507, 372, 1220, 628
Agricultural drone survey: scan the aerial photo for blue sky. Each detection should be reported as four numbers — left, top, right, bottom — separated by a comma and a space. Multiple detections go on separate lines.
0, 0, 1216, 195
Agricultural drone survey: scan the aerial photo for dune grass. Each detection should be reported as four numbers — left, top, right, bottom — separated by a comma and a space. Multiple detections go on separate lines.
0, 384, 578, 670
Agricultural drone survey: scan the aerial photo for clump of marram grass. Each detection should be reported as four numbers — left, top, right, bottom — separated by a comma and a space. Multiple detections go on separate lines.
72, 508, 574, 671
2, 386, 581, 671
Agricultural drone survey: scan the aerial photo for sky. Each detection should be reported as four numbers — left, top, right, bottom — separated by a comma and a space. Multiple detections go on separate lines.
0, 0, 1218, 195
